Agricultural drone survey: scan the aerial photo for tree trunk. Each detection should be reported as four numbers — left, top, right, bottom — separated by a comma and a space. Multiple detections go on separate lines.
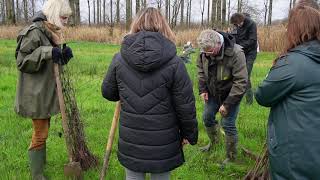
222, 0, 226, 26
23, 0, 28, 23
32, 0, 35, 16
211, 0, 216, 28
217, 0, 221, 28
237, 0, 242, 13
88, 0, 91, 25
6, 0, 15, 24
136, 0, 140, 14
93, 0, 96, 24
165, 0, 169, 21
268, 0, 272, 25
200, 0, 205, 27
227, 0, 230, 24
126, 0, 131, 30
110, 0, 114, 36
116, 0, 120, 24
180, 0, 184, 25
207, 0, 210, 26
15, 0, 19, 23
264, 0, 268, 26
188, 0, 191, 27
103, 0, 106, 25
1, 0, 5, 24
293, 0, 296, 6
97, 0, 100, 24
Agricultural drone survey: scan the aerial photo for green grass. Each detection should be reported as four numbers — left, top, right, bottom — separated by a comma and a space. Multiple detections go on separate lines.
0, 39, 276, 180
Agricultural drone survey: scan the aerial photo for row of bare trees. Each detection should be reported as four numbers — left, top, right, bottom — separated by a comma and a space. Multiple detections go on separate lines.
2, 0, 315, 28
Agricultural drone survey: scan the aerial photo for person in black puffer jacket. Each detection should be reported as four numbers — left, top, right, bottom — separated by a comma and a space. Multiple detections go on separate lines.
101, 7, 198, 180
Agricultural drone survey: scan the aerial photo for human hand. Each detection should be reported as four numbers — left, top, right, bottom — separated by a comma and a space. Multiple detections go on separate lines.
219, 105, 228, 117
182, 139, 189, 146
200, 93, 208, 103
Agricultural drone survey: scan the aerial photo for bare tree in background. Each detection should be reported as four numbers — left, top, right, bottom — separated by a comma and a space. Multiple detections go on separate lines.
264, 0, 268, 25
23, 0, 27, 23
200, 0, 205, 26
103, 0, 106, 24
227, 0, 231, 24
116, 0, 120, 24
156, 0, 163, 9
170, 0, 181, 28
217, 0, 221, 28
207, 0, 210, 25
238, 0, 242, 12
268, 0, 273, 25
31, 0, 34, 16
1, 0, 5, 24
142, 0, 147, 8
126, 0, 132, 30
109, 0, 114, 35
93, 0, 96, 23
222, 0, 226, 26
165, 0, 170, 21
211, 0, 216, 28
15, 0, 19, 22
136, 0, 140, 14
87, 0, 91, 25
186, 0, 191, 27
180, 0, 184, 25
6, 0, 16, 24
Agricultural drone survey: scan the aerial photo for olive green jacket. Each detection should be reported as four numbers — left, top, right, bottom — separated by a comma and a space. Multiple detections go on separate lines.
15, 14, 59, 119
197, 32, 248, 108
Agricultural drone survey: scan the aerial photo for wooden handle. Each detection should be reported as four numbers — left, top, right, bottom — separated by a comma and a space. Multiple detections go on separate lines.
100, 101, 121, 180
53, 64, 73, 162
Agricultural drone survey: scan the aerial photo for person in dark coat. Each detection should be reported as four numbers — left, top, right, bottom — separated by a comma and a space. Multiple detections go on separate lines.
196, 30, 247, 163
101, 7, 198, 180
14, 0, 73, 179
255, 3, 320, 180
230, 13, 257, 105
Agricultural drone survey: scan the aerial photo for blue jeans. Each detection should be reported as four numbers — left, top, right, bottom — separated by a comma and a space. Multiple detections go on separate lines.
203, 96, 240, 136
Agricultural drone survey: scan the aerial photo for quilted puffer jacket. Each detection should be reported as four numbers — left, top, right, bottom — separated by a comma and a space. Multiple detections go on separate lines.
101, 31, 198, 173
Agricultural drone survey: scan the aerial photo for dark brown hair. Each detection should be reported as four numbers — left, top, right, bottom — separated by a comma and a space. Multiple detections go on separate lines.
230, 13, 245, 24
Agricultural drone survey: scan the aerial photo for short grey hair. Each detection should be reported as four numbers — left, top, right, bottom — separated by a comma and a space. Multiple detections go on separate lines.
197, 30, 222, 50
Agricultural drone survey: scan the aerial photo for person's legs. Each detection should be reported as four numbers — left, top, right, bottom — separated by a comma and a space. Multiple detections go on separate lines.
221, 104, 240, 161
150, 171, 170, 180
200, 96, 220, 152
29, 119, 50, 180
245, 52, 257, 105
125, 168, 145, 180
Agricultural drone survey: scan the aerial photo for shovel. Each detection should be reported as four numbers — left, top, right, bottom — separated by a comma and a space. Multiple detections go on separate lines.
100, 101, 121, 180
54, 61, 82, 179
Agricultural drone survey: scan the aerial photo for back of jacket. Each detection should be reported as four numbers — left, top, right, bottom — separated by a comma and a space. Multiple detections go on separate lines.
102, 31, 198, 173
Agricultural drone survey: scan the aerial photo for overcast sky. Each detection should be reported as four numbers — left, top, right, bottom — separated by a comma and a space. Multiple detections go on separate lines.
74, 0, 291, 23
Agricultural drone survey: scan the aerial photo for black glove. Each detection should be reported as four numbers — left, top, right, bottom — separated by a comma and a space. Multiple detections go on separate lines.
62, 46, 73, 63
52, 47, 63, 65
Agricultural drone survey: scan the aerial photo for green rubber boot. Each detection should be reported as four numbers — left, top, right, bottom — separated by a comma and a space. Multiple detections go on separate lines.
28, 147, 47, 180
199, 125, 219, 152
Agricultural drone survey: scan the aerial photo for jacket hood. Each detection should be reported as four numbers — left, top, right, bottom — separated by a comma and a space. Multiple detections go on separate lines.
32, 11, 47, 22
290, 40, 320, 63
120, 31, 177, 72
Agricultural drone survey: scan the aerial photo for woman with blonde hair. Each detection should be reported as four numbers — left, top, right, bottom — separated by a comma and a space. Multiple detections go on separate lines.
15, 0, 73, 179
255, 1, 320, 179
102, 7, 198, 180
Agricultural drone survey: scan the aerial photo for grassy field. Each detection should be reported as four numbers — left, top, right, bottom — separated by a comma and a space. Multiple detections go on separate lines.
0, 39, 276, 180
